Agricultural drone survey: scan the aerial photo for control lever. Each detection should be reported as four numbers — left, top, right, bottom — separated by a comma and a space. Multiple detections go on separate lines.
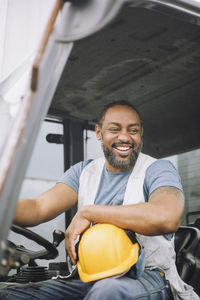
53, 230, 65, 247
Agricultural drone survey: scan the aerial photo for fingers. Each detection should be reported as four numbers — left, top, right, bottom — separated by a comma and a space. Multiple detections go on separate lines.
65, 209, 91, 265
65, 229, 77, 265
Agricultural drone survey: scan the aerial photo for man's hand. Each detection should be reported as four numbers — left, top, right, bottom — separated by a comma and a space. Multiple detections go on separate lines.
65, 208, 90, 265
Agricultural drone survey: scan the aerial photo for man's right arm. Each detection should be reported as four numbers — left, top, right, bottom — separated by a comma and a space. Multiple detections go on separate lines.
13, 183, 78, 227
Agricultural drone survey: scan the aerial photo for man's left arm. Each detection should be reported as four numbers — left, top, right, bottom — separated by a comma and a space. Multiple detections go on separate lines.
66, 186, 184, 264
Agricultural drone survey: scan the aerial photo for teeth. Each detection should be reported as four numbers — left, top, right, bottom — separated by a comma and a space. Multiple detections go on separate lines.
116, 146, 130, 151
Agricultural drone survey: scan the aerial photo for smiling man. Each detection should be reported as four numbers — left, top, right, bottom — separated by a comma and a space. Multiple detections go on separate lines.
96, 103, 143, 172
1, 100, 198, 300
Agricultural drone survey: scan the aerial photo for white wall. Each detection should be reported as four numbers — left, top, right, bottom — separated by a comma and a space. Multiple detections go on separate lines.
0, 0, 55, 81
8, 120, 66, 266
84, 129, 103, 160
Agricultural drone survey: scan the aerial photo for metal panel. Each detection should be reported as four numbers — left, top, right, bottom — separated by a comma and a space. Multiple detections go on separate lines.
63, 119, 84, 229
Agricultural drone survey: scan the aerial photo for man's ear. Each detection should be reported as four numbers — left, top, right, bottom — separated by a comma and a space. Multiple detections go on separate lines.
95, 124, 102, 140
141, 127, 144, 137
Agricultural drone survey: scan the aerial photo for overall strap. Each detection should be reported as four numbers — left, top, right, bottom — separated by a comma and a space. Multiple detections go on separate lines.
124, 153, 156, 205
78, 157, 105, 209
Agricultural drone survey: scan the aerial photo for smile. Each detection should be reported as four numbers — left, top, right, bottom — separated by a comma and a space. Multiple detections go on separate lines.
112, 143, 134, 155
115, 146, 132, 151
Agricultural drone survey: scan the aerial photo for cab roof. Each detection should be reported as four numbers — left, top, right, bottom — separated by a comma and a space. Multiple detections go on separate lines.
49, 4, 200, 158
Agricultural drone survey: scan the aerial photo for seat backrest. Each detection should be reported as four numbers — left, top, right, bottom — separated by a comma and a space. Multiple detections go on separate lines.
174, 226, 200, 284
193, 218, 200, 230
187, 241, 200, 297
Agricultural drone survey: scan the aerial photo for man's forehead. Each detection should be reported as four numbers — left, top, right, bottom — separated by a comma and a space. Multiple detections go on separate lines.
107, 121, 141, 127
103, 105, 141, 122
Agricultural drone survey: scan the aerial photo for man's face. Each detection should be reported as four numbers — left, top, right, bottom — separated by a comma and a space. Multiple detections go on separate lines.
95, 105, 143, 172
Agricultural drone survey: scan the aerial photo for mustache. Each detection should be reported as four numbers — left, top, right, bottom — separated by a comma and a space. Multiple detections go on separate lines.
112, 142, 135, 148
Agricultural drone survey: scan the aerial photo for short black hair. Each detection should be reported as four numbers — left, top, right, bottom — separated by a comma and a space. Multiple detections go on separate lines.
97, 100, 142, 127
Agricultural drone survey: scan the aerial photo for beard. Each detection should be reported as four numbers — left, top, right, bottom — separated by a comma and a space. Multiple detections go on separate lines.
102, 140, 143, 171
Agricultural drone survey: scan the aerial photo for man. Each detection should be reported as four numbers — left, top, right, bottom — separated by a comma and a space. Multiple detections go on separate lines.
0, 101, 198, 299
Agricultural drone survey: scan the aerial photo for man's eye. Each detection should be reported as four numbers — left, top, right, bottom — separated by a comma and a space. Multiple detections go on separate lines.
109, 128, 119, 132
129, 129, 139, 134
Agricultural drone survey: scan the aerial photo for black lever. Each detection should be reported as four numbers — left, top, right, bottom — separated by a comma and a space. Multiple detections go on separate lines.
53, 230, 65, 247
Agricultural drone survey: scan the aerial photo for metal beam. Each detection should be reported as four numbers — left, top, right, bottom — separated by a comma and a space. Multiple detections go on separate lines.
0, 0, 73, 268
63, 119, 84, 229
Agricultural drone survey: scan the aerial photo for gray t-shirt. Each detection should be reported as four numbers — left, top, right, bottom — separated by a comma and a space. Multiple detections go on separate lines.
58, 159, 183, 205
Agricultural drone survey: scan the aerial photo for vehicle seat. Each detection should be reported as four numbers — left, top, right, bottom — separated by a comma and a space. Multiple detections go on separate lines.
174, 226, 200, 296
191, 218, 200, 230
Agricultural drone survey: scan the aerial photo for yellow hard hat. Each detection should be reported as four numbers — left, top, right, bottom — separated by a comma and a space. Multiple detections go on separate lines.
77, 223, 141, 282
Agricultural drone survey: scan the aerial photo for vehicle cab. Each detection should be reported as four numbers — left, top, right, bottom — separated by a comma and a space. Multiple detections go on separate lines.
0, 0, 200, 296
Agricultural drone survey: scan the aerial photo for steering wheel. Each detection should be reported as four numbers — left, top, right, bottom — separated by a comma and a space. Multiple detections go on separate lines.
0, 225, 65, 279
0, 225, 66, 278
10, 225, 63, 263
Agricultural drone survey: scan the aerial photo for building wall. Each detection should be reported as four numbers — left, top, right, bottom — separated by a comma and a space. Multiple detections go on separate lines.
178, 149, 200, 225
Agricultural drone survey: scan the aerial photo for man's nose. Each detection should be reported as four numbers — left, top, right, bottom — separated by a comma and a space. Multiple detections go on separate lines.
118, 131, 131, 142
